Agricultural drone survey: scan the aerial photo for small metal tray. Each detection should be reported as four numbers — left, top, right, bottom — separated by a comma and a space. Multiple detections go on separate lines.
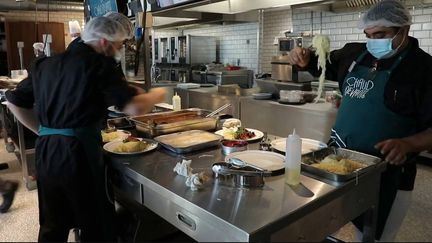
301, 147, 382, 182
154, 130, 223, 154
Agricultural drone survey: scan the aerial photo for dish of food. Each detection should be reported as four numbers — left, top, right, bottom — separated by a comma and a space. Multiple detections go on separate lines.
103, 137, 158, 155
216, 118, 263, 141
101, 129, 131, 143
309, 155, 367, 175
215, 128, 263, 141
271, 138, 327, 155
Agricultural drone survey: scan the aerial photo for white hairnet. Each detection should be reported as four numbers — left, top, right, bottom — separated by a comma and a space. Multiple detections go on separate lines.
81, 16, 128, 43
33, 42, 44, 52
358, 0, 412, 29
104, 12, 134, 39
68, 20, 81, 34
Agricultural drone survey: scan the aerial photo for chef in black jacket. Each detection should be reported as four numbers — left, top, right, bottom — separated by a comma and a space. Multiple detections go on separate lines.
288, 0, 432, 241
6, 16, 166, 242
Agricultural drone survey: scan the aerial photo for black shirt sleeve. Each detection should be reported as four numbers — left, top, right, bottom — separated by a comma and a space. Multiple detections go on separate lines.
5, 75, 34, 109
416, 58, 432, 130
95, 58, 137, 110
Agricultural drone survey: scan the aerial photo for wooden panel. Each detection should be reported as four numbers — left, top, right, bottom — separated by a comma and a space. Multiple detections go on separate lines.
5, 21, 65, 72
5, 21, 37, 71
36, 22, 65, 56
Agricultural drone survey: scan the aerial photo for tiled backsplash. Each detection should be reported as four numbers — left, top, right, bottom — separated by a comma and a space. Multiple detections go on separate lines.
291, 5, 432, 53
154, 22, 259, 72
155, 2, 431, 75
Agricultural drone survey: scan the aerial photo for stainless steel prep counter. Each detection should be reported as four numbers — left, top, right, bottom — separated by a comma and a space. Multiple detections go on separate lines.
240, 98, 338, 141
109, 143, 384, 242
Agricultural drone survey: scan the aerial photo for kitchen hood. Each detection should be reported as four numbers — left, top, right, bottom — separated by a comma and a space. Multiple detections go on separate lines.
149, 0, 327, 29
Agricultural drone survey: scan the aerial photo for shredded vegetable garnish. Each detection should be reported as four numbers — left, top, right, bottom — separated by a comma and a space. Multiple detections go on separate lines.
312, 35, 331, 102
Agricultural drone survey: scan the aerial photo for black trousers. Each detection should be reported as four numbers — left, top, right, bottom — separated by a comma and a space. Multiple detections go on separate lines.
35, 135, 117, 242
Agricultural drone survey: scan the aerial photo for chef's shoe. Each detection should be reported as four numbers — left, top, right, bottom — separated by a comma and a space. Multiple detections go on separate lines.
0, 181, 19, 213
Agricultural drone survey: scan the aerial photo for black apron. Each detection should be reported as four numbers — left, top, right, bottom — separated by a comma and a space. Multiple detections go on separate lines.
37, 125, 117, 242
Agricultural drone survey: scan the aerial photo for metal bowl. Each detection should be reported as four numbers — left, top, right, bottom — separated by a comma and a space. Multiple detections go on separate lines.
221, 140, 248, 155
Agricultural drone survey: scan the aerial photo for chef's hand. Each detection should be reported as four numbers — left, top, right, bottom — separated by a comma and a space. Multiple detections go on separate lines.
148, 87, 167, 103
287, 47, 311, 68
375, 139, 413, 165
129, 85, 146, 95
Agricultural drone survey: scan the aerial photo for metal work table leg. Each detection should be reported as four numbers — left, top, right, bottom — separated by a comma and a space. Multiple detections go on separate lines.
16, 121, 36, 190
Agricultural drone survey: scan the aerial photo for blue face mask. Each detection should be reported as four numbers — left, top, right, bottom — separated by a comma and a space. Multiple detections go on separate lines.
366, 31, 401, 59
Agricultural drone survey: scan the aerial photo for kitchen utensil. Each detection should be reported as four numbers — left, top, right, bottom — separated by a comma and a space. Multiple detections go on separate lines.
252, 93, 272, 100
130, 109, 217, 137
224, 150, 285, 176
271, 138, 327, 155
212, 162, 272, 187
154, 130, 223, 153
221, 140, 248, 155
301, 147, 382, 182
205, 104, 231, 118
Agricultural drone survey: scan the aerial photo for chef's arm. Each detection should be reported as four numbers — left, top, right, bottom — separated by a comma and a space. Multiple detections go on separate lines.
375, 129, 432, 165
5, 102, 39, 135
122, 87, 167, 115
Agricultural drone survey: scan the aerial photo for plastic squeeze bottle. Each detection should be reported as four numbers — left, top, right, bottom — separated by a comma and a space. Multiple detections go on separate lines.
285, 129, 302, 185
172, 93, 181, 111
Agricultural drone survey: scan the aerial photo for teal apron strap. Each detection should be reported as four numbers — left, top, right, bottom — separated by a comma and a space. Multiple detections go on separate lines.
39, 126, 77, 137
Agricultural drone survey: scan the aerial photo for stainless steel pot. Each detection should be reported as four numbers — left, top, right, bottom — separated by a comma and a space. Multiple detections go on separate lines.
212, 162, 272, 188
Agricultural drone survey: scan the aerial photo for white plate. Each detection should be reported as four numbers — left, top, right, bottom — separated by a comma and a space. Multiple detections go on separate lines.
225, 150, 285, 172
107, 106, 125, 114
103, 138, 158, 155
101, 129, 131, 143
215, 128, 264, 142
271, 138, 328, 155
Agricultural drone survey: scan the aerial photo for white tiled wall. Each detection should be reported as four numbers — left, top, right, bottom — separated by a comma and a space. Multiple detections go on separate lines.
259, 9, 292, 74
153, 22, 259, 72
291, 4, 432, 53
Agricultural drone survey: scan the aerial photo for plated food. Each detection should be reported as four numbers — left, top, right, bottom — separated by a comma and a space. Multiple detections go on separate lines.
103, 137, 158, 155
310, 155, 367, 175
215, 118, 263, 141
101, 129, 131, 143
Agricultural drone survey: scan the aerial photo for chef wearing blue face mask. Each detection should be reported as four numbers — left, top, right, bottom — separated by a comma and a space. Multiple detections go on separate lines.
288, 0, 432, 241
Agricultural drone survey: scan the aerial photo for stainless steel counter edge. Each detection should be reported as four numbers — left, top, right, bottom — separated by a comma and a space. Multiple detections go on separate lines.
109, 146, 386, 242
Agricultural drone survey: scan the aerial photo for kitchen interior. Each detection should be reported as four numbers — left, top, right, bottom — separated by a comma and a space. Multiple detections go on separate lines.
1, 0, 432, 242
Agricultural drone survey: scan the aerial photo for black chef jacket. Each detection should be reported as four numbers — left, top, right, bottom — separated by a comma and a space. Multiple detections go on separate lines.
5, 40, 137, 241
307, 37, 432, 132
6, 41, 136, 127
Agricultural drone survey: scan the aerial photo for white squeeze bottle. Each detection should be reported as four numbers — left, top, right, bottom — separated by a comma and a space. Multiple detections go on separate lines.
172, 93, 181, 111
285, 129, 302, 185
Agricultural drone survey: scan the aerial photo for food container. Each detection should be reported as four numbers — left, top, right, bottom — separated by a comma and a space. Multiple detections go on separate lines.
130, 109, 218, 137
325, 91, 341, 108
302, 91, 318, 103
280, 90, 303, 102
212, 162, 272, 188
301, 147, 382, 182
221, 140, 248, 155
154, 130, 223, 154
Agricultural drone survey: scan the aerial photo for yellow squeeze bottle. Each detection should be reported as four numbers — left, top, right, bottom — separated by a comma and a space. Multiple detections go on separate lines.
285, 129, 302, 185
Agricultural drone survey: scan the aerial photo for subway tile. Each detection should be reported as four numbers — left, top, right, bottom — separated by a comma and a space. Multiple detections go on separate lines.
411, 23, 422, 31
346, 34, 359, 41
421, 38, 432, 46
422, 23, 432, 30
413, 30, 430, 39
414, 15, 431, 23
